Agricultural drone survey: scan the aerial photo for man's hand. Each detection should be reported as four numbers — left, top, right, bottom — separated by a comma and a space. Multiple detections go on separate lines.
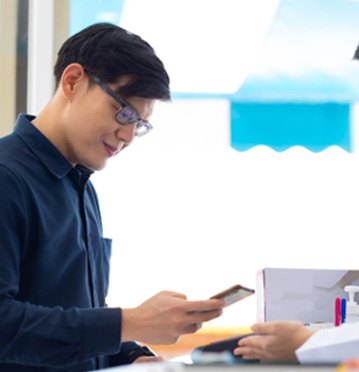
121, 290, 224, 345
133, 355, 164, 363
233, 321, 315, 362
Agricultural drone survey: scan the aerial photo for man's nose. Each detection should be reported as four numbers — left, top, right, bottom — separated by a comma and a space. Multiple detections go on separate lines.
115, 123, 136, 145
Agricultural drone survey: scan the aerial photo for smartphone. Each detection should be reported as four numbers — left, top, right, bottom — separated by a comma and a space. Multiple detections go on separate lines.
210, 284, 255, 307
192, 333, 259, 364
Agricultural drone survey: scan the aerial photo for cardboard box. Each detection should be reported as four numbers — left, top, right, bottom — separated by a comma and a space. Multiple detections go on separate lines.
257, 268, 359, 323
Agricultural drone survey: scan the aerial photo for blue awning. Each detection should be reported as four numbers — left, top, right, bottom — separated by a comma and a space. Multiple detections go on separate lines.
231, 103, 351, 152
228, 0, 359, 152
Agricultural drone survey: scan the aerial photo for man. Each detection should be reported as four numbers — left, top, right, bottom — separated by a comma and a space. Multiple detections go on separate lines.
0, 23, 224, 371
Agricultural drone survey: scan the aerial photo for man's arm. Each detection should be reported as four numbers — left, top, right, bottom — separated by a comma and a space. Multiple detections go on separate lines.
0, 166, 122, 367
121, 291, 224, 345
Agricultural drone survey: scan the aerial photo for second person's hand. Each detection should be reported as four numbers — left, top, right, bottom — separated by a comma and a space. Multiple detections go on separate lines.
233, 321, 314, 362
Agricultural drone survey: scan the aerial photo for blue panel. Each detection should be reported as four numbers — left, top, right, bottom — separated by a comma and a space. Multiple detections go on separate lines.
70, 0, 126, 35
230, 103, 351, 152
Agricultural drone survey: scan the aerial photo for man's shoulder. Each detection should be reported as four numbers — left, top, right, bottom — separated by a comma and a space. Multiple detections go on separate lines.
0, 131, 19, 157
0, 131, 24, 167
0, 128, 39, 186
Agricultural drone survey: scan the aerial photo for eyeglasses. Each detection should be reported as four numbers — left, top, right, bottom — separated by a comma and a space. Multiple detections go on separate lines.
91, 76, 153, 137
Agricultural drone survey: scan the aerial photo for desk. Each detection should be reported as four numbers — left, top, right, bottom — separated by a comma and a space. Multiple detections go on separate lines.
185, 365, 336, 372
185, 365, 336, 371
101, 361, 337, 372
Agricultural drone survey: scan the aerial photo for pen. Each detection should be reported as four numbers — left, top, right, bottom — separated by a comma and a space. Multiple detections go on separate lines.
341, 298, 347, 324
335, 297, 341, 326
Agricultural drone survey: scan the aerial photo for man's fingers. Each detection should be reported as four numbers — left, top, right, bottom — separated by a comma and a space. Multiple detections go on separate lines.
183, 323, 202, 334
191, 308, 223, 322
186, 299, 225, 312
161, 291, 187, 299
134, 356, 164, 363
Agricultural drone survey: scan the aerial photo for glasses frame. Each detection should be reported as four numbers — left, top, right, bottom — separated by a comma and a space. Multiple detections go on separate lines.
91, 76, 153, 137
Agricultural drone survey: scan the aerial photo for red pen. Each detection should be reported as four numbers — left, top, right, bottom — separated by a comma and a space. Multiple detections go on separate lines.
335, 297, 341, 326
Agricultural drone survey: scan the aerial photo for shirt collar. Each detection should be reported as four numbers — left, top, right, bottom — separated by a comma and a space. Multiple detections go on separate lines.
14, 113, 94, 180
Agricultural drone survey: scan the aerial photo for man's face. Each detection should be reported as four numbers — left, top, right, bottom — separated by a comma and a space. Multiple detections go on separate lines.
61, 75, 156, 171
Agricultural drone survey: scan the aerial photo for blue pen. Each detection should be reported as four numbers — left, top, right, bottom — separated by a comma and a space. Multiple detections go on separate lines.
341, 298, 347, 323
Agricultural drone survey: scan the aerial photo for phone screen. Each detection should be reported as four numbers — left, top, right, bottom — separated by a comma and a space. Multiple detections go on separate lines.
210, 284, 255, 307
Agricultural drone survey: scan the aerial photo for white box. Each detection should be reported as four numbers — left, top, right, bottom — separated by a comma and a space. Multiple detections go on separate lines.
256, 268, 359, 323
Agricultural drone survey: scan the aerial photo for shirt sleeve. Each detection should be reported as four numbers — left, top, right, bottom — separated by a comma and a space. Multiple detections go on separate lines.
296, 322, 359, 364
108, 342, 156, 366
0, 165, 123, 367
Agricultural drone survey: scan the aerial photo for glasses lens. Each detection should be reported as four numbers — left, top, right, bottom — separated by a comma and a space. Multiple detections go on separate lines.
135, 121, 153, 137
116, 106, 139, 125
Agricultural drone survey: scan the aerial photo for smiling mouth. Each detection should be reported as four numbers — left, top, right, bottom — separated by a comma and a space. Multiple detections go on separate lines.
104, 143, 119, 157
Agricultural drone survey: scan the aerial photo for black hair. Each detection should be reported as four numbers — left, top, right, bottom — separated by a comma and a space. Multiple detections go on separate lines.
54, 23, 170, 100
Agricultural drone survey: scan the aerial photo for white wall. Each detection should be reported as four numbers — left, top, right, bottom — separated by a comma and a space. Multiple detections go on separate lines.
27, 0, 55, 115
92, 99, 359, 328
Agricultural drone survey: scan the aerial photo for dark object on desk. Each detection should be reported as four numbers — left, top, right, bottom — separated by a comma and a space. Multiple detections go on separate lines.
191, 334, 260, 364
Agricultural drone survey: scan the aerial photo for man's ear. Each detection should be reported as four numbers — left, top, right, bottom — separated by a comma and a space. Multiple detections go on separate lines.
60, 63, 87, 100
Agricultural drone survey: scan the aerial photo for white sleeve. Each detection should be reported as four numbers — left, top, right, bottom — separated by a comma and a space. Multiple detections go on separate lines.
296, 322, 359, 364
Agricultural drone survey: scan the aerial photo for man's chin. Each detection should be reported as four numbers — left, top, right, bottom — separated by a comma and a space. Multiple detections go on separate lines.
83, 159, 108, 172
93, 162, 107, 171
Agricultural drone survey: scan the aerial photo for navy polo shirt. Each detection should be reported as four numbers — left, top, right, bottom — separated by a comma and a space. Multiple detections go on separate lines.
0, 114, 141, 371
